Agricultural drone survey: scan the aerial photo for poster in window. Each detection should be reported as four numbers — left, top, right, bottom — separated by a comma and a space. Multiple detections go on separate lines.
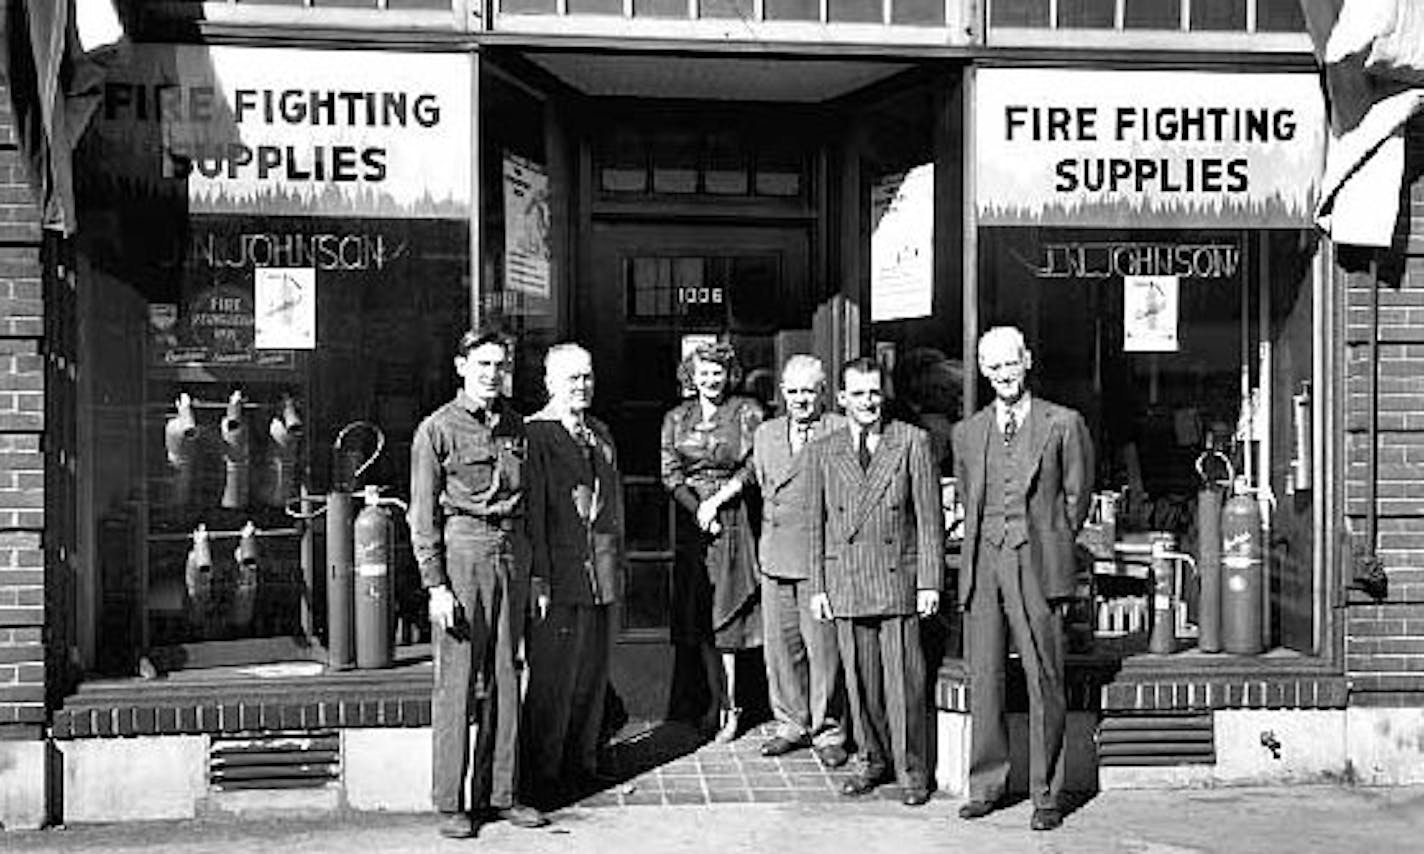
254, 267, 316, 349
871, 164, 934, 322
503, 152, 551, 299
1123, 275, 1179, 352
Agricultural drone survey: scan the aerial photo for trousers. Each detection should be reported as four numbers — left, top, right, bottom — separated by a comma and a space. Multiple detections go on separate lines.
430, 518, 529, 813
762, 574, 845, 747
966, 539, 1066, 809
837, 614, 928, 792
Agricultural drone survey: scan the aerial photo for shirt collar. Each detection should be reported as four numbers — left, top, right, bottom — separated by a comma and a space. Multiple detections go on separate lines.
456, 390, 503, 423
994, 393, 1032, 427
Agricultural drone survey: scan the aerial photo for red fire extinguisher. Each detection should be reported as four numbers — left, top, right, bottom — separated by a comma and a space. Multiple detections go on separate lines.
1220, 474, 1265, 655
354, 485, 408, 670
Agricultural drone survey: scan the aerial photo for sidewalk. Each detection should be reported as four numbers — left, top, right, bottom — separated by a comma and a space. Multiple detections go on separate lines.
7, 785, 1424, 854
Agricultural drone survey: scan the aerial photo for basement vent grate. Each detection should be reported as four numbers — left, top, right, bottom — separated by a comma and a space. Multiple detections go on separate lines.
209, 732, 340, 790
1096, 713, 1214, 767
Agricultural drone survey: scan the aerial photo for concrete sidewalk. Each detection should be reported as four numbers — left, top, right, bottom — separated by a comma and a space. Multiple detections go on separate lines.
6, 785, 1424, 854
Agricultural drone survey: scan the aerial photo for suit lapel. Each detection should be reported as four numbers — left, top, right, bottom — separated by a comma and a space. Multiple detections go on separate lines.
827, 429, 863, 489
847, 424, 906, 537
764, 419, 798, 494
1022, 402, 1054, 487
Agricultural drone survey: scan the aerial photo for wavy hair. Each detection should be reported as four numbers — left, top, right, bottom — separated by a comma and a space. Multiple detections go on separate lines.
676, 341, 743, 398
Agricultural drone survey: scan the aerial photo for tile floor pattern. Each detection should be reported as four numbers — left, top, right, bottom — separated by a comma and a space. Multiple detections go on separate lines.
576, 719, 917, 808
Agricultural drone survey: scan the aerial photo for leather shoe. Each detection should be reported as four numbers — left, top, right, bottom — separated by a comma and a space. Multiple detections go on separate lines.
437, 812, 476, 839
1031, 808, 1064, 831
760, 735, 807, 757
958, 799, 998, 820
901, 788, 931, 807
839, 773, 885, 797
813, 743, 849, 768
496, 803, 549, 829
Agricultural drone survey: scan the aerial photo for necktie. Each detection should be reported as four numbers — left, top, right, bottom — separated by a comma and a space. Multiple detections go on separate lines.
857, 430, 872, 470
792, 422, 811, 453
1003, 409, 1018, 445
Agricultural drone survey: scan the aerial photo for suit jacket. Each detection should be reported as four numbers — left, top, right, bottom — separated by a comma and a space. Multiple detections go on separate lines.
749, 412, 848, 580
806, 419, 944, 618
951, 397, 1094, 609
524, 407, 624, 606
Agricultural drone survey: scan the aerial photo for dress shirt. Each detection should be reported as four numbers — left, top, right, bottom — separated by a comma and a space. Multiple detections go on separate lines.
994, 394, 1032, 437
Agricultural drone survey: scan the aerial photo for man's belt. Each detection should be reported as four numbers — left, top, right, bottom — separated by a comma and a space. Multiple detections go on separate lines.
449, 513, 521, 532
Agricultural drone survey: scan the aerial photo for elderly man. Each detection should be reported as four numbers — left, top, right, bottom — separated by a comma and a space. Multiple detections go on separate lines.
749, 355, 849, 766
952, 326, 1094, 832
522, 343, 624, 805
806, 356, 943, 807
408, 326, 548, 839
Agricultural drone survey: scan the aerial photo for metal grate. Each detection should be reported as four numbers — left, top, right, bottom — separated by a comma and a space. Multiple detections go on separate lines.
209, 732, 340, 790
1096, 713, 1214, 766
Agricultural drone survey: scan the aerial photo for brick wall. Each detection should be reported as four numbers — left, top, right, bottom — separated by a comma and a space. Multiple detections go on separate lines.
0, 78, 48, 733
1342, 119, 1424, 695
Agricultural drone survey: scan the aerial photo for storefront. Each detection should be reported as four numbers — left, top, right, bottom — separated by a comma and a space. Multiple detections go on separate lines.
9, 0, 1424, 830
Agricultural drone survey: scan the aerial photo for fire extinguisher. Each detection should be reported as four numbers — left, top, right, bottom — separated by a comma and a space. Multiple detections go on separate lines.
286, 421, 387, 672
1194, 450, 1232, 653
354, 485, 408, 670
185, 522, 214, 635
165, 392, 199, 508
1148, 534, 1197, 656
1221, 474, 1265, 655
230, 521, 260, 632
221, 389, 250, 509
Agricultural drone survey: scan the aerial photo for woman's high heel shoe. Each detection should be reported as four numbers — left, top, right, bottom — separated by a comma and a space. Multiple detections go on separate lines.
713, 706, 742, 744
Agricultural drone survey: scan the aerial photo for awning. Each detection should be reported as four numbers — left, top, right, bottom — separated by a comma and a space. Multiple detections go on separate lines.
1302, 0, 1424, 248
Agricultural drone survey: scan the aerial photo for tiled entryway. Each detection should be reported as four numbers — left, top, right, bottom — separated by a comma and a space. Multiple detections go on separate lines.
576, 719, 916, 808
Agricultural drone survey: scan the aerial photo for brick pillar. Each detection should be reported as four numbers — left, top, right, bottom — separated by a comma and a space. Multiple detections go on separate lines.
0, 74, 54, 829
1342, 119, 1424, 700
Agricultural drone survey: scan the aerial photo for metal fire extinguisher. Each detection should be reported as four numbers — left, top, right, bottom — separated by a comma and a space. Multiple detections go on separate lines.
1148, 534, 1197, 656
1221, 474, 1265, 655
1194, 450, 1232, 653
354, 485, 408, 669
290, 421, 387, 672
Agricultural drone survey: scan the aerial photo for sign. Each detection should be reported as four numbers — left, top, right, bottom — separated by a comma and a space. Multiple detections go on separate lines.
503, 153, 551, 298
254, 267, 316, 349
871, 164, 934, 322
88, 45, 471, 217
1123, 275, 1180, 352
975, 69, 1325, 228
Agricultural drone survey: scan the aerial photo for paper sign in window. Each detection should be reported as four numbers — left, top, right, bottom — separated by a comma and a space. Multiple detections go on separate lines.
254, 267, 316, 350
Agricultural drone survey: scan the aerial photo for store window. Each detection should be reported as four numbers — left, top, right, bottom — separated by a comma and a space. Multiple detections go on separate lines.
972, 67, 1329, 662
74, 44, 474, 676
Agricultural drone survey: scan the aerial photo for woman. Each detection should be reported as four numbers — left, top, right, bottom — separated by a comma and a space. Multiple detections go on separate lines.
660, 342, 763, 743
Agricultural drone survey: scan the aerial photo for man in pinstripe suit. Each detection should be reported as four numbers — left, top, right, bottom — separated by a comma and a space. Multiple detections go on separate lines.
806, 356, 943, 807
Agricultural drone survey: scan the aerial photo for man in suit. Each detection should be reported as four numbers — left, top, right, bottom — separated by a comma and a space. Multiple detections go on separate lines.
806, 356, 943, 807
523, 343, 624, 805
749, 355, 849, 766
951, 326, 1094, 832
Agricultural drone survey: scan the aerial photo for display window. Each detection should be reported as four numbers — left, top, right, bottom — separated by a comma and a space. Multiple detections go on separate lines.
72, 44, 475, 676
965, 66, 1331, 664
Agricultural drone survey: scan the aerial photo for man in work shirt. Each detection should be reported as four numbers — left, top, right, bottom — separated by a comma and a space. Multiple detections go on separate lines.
408, 325, 548, 839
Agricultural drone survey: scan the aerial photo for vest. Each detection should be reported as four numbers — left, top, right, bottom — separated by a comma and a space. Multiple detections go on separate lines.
980, 418, 1030, 549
